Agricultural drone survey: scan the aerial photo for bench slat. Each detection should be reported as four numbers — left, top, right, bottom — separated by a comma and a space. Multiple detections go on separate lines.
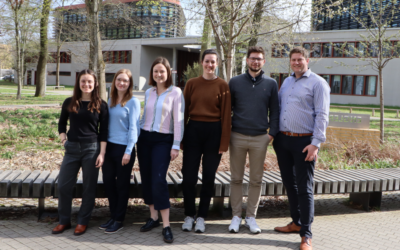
75, 171, 84, 198
33, 171, 50, 198
263, 172, 284, 195
169, 172, 183, 198
0, 170, 12, 182
225, 171, 249, 196
268, 171, 289, 195
366, 169, 397, 191
313, 172, 333, 194
217, 172, 232, 196
369, 169, 400, 190
354, 169, 389, 191
22, 170, 41, 198
44, 170, 59, 197
316, 170, 348, 193
215, 172, 230, 197
329, 170, 366, 192
0, 170, 22, 197
96, 171, 105, 198
10, 170, 31, 197
166, 174, 176, 197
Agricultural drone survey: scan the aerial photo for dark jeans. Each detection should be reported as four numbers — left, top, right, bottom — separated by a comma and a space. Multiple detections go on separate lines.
273, 132, 315, 238
137, 130, 173, 210
58, 141, 100, 225
182, 120, 222, 218
102, 142, 135, 222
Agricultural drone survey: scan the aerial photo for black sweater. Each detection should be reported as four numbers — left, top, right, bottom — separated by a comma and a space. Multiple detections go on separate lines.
58, 97, 109, 143
229, 71, 280, 137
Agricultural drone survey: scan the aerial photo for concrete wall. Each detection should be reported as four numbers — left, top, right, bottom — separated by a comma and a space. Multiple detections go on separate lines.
323, 126, 380, 149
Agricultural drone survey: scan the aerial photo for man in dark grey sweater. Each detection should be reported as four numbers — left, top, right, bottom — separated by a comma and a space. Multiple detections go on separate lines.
228, 46, 279, 234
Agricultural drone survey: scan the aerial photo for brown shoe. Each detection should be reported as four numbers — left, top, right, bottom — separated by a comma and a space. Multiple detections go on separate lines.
74, 224, 87, 236
274, 222, 301, 233
300, 236, 312, 250
52, 224, 71, 234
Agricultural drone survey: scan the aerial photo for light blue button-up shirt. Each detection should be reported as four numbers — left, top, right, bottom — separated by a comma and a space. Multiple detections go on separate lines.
278, 69, 331, 148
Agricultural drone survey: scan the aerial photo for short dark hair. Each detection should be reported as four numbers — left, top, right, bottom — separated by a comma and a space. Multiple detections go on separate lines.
148, 57, 173, 88
201, 49, 220, 63
289, 47, 309, 59
247, 46, 265, 59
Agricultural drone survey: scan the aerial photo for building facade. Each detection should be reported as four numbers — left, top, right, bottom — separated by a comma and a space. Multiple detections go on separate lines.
56, 0, 186, 41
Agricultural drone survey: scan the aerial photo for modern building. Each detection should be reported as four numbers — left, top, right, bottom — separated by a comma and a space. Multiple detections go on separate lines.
22, 0, 201, 90
263, 0, 400, 106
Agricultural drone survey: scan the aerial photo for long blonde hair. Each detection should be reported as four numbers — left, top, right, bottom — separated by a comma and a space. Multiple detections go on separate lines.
110, 69, 134, 108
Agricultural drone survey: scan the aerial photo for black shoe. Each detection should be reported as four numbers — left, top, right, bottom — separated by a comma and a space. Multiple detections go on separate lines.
140, 218, 160, 232
104, 221, 123, 234
162, 226, 174, 243
99, 219, 115, 230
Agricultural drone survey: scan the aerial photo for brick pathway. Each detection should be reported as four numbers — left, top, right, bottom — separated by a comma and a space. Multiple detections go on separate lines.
1, 192, 400, 249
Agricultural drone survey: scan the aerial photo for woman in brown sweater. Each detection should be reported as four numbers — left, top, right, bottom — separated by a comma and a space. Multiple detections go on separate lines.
181, 49, 231, 233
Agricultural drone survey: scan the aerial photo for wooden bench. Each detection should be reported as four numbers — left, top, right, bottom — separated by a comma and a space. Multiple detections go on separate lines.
1, 168, 400, 219
49, 86, 65, 90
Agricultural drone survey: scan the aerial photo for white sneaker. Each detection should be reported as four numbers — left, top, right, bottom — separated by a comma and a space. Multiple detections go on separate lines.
244, 217, 261, 234
182, 216, 195, 232
194, 217, 206, 233
229, 216, 242, 233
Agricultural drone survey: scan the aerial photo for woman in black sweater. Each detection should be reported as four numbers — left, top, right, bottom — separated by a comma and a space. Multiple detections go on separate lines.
52, 69, 109, 236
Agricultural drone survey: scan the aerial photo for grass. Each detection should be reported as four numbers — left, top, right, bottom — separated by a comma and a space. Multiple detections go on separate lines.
330, 103, 400, 119
0, 95, 69, 105
0, 108, 63, 154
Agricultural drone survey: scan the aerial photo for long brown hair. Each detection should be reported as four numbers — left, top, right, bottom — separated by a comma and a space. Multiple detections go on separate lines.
68, 69, 102, 113
148, 57, 173, 88
110, 69, 134, 108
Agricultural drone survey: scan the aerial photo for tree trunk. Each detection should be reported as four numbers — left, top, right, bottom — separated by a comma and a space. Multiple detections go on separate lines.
35, 0, 51, 97
199, 17, 212, 76
86, 0, 106, 100
379, 67, 384, 143
214, 37, 227, 80
13, 8, 22, 100
56, 46, 61, 87
248, 0, 265, 47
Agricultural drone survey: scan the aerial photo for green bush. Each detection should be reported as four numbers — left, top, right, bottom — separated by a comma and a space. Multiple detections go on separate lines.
0, 115, 4, 123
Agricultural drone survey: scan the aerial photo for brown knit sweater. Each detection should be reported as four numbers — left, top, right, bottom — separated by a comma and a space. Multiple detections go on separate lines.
183, 76, 231, 152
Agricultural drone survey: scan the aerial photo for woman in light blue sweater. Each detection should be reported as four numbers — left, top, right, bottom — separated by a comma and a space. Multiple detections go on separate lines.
99, 69, 141, 234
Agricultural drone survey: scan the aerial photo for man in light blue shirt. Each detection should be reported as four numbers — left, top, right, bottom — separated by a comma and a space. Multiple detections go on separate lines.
273, 47, 330, 250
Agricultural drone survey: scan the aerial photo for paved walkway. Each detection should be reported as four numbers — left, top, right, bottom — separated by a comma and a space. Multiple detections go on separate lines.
0, 192, 400, 249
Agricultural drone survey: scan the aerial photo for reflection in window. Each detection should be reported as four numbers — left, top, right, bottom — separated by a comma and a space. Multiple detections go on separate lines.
353, 76, 364, 95
280, 73, 289, 87
365, 76, 377, 96
322, 75, 330, 85
333, 43, 343, 57
370, 42, 378, 57
303, 43, 311, 51
357, 42, 367, 57
394, 41, 400, 57
322, 43, 332, 57
312, 43, 321, 57
345, 42, 355, 57
271, 74, 280, 87
331, 75, 341, 94
383, 41, 391, 57
342, 75, 352, 94
282, 44, 290, 57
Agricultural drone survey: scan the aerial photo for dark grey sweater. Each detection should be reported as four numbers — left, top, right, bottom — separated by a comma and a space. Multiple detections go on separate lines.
229, 71, 280, 137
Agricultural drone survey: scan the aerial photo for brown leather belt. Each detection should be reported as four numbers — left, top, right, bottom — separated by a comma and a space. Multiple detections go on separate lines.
280, 131, 313, 137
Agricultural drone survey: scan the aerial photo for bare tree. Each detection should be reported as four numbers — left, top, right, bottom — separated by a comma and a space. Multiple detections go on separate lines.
316, 0, 400, 143
2, 0, 40, 99
199, 0, 309, 82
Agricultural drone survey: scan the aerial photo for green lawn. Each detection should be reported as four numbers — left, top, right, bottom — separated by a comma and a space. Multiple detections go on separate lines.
330, 103, 400, 119
0, 95, 69, 105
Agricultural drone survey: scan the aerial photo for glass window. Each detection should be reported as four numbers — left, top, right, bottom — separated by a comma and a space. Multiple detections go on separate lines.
342, 75, 352, 94
282, 44, 290, 57
126, 51, 132, 63
112, 29, 117, 39
135, 27, 141, 38
331, 75, 341, 94
322, 75, 330, 85
271, 73, 280, 85
152, 6, 158, 16
312, 43, 321, 57
345, 42, 355, 57
169, 8, 174, 17
160, 25, 166, 38
357, 42, 367, 57
393, 41, 400, 57
303, 43, 311, 51
136, 6, 142, 16
365, 76, 377, 96
333, 43, 343, 57
322, 43, 332, 57
161, 6, 167, 17
353, 76, 365, 95
272, 44, 281, 57
143, 6, 149, 16
369, 42, 379, 57
383, 41, 391, 57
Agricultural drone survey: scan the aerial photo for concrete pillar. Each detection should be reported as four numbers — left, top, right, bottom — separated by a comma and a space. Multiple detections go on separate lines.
172, 47, 177, 86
